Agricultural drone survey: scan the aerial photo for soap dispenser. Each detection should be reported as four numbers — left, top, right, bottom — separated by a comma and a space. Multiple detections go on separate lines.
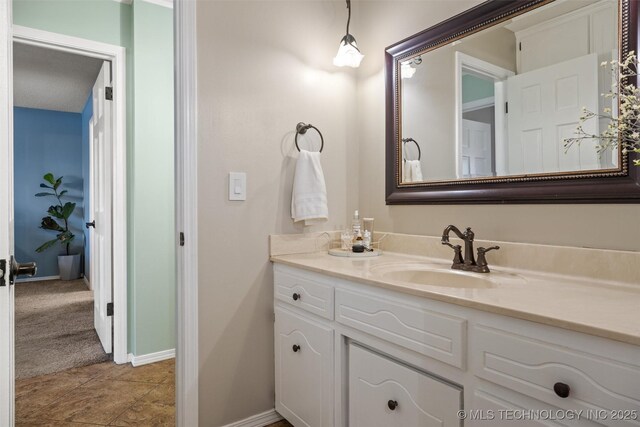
351, 210, 362, 238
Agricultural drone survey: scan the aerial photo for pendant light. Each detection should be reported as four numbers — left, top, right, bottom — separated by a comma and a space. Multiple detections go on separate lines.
333, 0, 364, 68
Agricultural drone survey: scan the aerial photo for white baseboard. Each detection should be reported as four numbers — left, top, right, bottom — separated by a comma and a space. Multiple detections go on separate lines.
83, 275, 91, 289
129, 348, 175, 367
15, 275, 59, 283
222, 409, 283, 427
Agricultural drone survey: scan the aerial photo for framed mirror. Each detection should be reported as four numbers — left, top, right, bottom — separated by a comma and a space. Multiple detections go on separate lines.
386, 0, 640, 203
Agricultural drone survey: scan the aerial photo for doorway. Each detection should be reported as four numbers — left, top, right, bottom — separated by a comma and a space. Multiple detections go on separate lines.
12, 41, 112, 379
11, 26, 129, 367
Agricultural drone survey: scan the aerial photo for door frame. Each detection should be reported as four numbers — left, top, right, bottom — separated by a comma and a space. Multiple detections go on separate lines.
454, 52, 515, 179
175, 0, 199, 425
0, 0, 15, 423
12, 25, 128, 365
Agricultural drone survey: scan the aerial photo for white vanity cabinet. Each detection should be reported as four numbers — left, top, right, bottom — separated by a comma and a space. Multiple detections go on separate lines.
273, 263, 640, 427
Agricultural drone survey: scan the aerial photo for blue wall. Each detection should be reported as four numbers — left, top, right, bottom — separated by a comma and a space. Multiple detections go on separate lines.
81, 95, 92, 280
14, 107, 85, 278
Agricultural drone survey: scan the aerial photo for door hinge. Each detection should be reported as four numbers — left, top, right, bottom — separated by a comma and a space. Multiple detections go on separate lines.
107, 302, 114, 316
179, 232, 185, 247
105, 87, 113, 101
519, 42, 522, 51
0, 259, 6, 287
505, 102, 509, 114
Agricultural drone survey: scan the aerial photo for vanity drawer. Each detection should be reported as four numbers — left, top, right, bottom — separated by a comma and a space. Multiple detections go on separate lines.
472, 325, 640, 425
336, 288, 466, 369
349, 343, 462, 427
274, 267, 334, 320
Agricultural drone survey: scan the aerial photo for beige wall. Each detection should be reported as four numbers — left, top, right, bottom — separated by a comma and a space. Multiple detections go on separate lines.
356, 0, 640, 251
196, 1, 358, 425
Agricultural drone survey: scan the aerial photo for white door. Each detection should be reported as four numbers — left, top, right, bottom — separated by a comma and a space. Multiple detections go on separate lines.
90, 62, 113, 354
460, 119, 492, 178
0, 0, 14, 423
507, 53, 599, 175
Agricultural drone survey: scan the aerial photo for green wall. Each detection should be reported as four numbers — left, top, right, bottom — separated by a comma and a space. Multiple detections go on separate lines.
462, 74, 494, 104
13, 0, 175, 356
131, 0, 175, 355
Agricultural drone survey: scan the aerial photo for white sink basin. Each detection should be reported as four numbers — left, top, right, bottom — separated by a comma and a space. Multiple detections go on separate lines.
370, 263, 525, 289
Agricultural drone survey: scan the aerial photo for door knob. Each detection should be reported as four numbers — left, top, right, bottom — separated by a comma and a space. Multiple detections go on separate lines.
9, 256, 37, 285
86, 220, 95, 229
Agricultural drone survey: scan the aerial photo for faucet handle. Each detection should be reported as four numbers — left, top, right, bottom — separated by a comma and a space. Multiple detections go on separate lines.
443, 242, 464, 266
476, 246, 500, 272
478, 245, 500, 254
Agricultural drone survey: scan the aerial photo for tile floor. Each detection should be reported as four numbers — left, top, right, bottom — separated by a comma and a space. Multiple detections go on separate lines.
16, 358, 175, 426
16, 357, 294, 426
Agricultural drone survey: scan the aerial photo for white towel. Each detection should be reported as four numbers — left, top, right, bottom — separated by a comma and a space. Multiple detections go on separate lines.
291, 150, 328, 225
403, 160, 424, 183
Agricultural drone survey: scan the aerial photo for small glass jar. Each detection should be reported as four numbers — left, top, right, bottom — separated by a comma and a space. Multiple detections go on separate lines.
341, 230, 353, 250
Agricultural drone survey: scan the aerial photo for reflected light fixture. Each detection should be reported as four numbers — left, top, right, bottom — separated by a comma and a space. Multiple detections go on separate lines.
333, 0, 364, 68
401, 55, 422, 79
401, 62, 416, 79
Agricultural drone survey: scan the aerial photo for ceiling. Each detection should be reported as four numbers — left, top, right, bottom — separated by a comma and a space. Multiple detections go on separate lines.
13, 43, 104, 113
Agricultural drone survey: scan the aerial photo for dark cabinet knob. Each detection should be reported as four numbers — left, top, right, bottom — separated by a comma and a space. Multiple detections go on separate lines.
553, 382, 570, 398
86, 220, 95, 229
387, 400, 398, 410
292, 344, 300, 352
292, 293, 301, 301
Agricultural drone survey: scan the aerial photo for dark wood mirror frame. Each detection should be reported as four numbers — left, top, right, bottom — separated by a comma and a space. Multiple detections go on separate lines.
385, 0, 640, 204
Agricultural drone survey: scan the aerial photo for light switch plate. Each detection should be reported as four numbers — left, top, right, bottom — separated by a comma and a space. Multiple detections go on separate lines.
228, 172, 246, 201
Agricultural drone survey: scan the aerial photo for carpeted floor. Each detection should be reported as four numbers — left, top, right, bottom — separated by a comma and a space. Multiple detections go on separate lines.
15, 279, 110, 379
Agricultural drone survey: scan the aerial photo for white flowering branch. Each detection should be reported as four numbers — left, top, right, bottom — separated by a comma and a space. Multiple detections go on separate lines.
564, 51, 640, 166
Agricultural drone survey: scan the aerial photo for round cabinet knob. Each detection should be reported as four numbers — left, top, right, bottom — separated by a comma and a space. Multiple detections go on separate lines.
553, 382, 570, 398
292, 293, 301, 301
292, 344, 300, 353
387, 400, 398, 411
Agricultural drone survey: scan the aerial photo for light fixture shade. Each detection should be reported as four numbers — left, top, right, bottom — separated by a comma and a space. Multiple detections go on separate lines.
401, 62, 416, 79
333, 35, 364, 68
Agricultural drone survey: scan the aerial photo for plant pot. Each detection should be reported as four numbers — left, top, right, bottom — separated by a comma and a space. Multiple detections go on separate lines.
58, 254, 81, 280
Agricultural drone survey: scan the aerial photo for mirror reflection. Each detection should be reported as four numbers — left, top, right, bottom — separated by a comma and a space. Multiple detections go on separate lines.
400, 0, 619, 183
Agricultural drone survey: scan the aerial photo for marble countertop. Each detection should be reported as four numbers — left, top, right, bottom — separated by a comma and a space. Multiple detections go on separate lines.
271, 251, 640, 346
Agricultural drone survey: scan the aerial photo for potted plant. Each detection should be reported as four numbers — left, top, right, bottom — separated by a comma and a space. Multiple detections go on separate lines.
35, 173, 81, 280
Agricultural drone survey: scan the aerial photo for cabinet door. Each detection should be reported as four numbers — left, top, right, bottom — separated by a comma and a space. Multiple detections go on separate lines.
349, 343, 462, 427
275, 307, 333, 427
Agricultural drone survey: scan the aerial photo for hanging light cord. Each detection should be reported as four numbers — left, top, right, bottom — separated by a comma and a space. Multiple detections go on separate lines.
345, 0, 352, 37
342, 0, 360, 51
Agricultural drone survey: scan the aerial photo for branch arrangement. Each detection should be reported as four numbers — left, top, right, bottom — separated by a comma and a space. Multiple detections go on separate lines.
564, 52, 640, 166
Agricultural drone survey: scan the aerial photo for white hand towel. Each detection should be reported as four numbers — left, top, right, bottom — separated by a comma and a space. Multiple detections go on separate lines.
403, 160, 423, 183
291, 150, 328, 225
403, 161, 412, 182
409, 159, 423, 182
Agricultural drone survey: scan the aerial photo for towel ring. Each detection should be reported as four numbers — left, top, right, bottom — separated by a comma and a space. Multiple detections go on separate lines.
402, 137, 421, 161
295, 122, 324, 153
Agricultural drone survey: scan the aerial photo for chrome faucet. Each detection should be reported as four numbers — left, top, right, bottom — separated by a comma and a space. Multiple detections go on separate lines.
441, 225, 499, 273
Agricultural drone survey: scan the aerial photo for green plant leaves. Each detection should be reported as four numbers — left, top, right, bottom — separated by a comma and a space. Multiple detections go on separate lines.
61, 202, 76, 219
40, 216, 64, 231
59, 231, 75, 244
36, 238, 60, 253
43, 173, 55, 185
36, 173, 77, 254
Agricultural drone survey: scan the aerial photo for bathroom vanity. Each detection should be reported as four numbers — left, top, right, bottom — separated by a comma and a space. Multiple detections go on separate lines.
270, 235, 640, 427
